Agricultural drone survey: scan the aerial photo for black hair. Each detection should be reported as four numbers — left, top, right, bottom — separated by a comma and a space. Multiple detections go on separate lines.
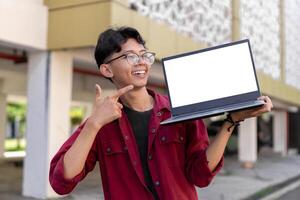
94, 26, 146, 68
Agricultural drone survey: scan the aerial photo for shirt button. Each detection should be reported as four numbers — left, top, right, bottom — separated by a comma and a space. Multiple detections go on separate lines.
151, 128, 156, 133
106, 147, 111, 153
161, 136, 166, 141
179, 136, 184, 141
154, 181, 160, 186
124, 135, 129, 140
157, 112, 162, 117
148, 155, 152, 160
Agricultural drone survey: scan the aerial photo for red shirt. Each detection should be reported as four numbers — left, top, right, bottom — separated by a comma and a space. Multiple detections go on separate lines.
49, 90, 223, 200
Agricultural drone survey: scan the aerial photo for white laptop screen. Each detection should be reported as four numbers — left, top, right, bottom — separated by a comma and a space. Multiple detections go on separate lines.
163, 41, 258, 108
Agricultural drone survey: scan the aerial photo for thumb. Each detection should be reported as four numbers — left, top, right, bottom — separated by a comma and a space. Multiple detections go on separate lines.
95, 84, 102, 100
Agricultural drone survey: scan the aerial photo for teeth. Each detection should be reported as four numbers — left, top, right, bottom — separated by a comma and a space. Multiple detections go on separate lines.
132, 70, 146, 75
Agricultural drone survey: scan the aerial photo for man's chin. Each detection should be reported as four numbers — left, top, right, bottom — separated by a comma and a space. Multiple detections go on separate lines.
132, 80, 148, 87
131, 83, 148, 89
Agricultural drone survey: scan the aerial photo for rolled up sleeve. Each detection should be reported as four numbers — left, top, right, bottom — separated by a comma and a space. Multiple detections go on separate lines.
49, 123, 98, 195
184, 120, 224, 187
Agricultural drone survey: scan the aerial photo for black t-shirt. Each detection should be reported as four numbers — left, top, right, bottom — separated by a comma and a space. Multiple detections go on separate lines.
124, 106, 159, 200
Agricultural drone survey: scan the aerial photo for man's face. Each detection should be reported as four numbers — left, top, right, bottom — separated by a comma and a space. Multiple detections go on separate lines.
104, 38, 152, 89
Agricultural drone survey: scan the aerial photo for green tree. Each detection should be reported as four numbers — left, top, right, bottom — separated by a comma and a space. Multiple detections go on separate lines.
6, 102, 27, 150
70, 106, 84, 126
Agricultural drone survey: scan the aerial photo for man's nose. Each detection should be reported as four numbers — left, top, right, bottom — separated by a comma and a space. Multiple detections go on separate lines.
137, 56, 147, 65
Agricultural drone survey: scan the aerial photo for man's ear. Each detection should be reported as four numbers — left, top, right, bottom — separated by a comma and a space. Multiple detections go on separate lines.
99, 64, 113, 78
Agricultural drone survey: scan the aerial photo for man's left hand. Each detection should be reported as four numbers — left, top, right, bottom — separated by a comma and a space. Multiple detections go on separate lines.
230, 96, 273, 122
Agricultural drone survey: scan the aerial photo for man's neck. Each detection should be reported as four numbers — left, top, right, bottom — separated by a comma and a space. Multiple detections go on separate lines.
120, 87, 153, 112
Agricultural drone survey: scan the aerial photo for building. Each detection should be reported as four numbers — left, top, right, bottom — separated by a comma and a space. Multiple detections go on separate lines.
0, 0, 300, 198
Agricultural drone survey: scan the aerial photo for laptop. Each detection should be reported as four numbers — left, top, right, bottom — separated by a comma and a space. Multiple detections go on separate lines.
160, 39, 264, 125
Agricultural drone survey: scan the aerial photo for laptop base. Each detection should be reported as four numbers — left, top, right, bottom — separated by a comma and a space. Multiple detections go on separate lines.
160, 100, 264, 125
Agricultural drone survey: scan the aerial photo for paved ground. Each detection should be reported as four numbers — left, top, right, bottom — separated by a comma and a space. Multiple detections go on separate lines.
0, 161, 103, 200
1, 148, 300, 200
199, 149, 300, 200
274, 185, 300, 200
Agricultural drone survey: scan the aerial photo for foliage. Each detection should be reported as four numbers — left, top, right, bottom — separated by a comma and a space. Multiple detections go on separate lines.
6, 102, 27, 139
4, 103, 85, 151
5, 138, 26, 152
6, 102, 26, 123
70, 106, 85, 125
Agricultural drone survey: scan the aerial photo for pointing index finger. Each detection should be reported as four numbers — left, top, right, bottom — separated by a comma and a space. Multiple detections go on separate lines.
112, 85, 134, 99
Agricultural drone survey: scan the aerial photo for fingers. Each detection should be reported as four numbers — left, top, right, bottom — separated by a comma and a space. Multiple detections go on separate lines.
265, 96, 273, 108
117, 102, 123, 109
95, 84, 102, 100
236, 96, 273, 120
247, 96, 273, 117
258, 96, 273, 110
112, 85, 134, 99
258, 96, 272, 105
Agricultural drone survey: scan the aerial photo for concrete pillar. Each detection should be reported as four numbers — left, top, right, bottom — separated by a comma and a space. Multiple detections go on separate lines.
0, 92, 7, 158
238, 117, 257, 168
232, 0, 241, 40
273, 111, 288, 156
23, 51, 73, 198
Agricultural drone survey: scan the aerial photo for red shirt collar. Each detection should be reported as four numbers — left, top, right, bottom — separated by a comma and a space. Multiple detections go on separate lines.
147, 88, 170, 113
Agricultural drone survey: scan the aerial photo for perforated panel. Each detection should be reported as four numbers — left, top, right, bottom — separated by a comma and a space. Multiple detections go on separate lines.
129, 0, 232, 46
240, 0, 281, 79
285, 0, 300, 89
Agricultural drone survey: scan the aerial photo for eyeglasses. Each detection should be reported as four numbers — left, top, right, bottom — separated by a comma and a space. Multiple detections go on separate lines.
105, 52, 156, 65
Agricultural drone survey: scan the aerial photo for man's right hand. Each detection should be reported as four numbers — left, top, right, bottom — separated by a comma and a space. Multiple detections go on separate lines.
88, 84, 134, 129
62, 83, 134, 180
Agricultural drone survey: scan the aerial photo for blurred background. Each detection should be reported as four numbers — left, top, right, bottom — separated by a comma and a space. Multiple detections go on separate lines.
0, 0, 300, 199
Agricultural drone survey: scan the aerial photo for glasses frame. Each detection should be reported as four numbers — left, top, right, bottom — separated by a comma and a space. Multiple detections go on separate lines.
105, 52, 156, 65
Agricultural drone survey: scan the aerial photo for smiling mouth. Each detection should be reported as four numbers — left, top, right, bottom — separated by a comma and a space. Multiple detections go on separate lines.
132, 70, 146, 76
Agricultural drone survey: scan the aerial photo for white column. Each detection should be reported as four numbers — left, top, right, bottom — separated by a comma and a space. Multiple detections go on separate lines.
0, 92, 7, 158
238, 117, 257, 168
273, 111, 288, 156
23, 51, 73, 198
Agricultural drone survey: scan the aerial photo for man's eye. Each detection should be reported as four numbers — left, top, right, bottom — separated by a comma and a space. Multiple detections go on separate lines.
127, 54, 137, 59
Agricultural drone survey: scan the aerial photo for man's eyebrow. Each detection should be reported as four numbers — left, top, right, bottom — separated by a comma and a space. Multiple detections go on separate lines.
122, 49, 147, 54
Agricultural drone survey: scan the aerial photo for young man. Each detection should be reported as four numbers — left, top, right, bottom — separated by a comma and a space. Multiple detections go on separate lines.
49, 27, 273, 200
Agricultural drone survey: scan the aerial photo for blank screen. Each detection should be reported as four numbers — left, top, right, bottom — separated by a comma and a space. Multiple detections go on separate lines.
163, 42, 258, 108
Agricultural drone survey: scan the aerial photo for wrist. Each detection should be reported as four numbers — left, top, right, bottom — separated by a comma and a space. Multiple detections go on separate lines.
224, 113, 244, 132
86, 117, 103, 131
230, 113, 245, 122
